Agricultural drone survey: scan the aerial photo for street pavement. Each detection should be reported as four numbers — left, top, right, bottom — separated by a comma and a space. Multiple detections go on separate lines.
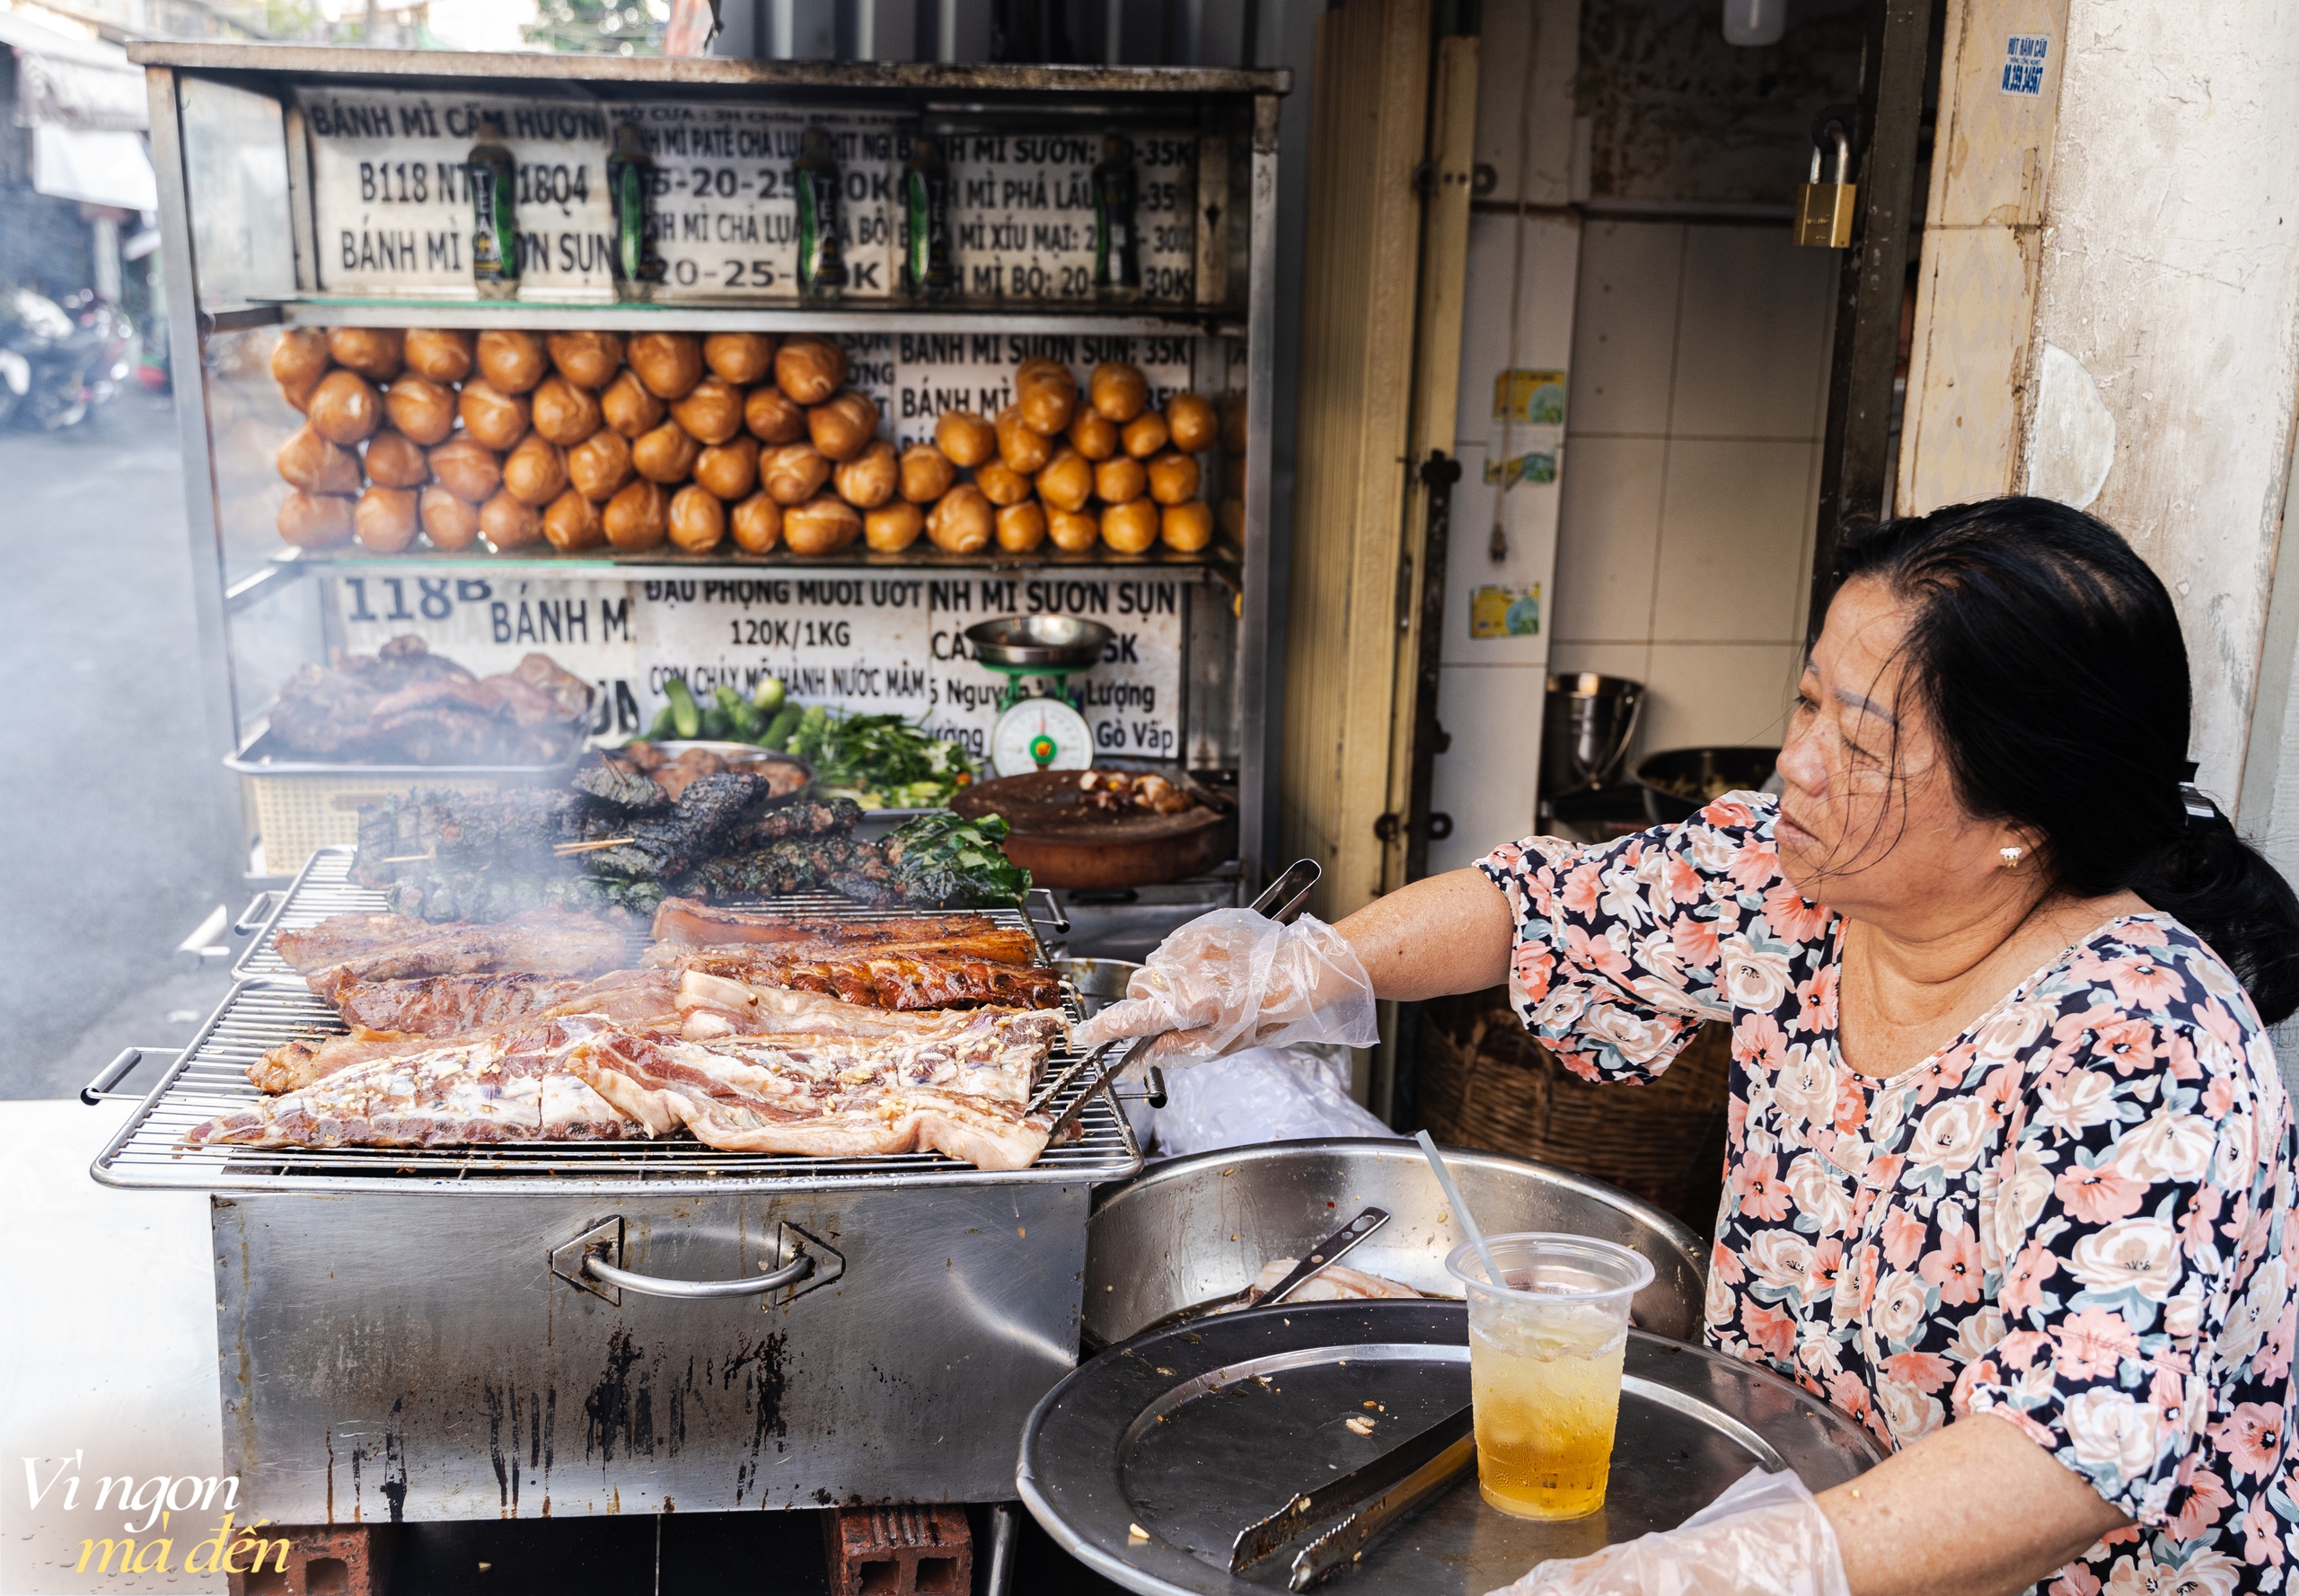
0, 390, 238, 1099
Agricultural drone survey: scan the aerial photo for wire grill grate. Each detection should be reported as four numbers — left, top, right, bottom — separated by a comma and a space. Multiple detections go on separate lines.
110, 852, 1136, 1195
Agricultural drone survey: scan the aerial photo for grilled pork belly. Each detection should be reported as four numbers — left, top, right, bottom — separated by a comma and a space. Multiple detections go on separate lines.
651, 899, 1002, 949
276, 908, 629, 1002
647, 943, 1061, 1010
335, 972, 595, 1035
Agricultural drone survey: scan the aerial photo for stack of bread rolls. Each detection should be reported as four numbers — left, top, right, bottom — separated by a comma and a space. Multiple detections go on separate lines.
271, 329, 1225, 559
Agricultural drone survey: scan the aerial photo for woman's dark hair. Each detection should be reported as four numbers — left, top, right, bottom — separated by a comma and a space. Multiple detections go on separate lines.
1828, 496, 2299, 1026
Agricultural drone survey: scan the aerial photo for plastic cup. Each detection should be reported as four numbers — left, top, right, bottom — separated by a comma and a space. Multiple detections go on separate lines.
1444, 1232, 1654, 1521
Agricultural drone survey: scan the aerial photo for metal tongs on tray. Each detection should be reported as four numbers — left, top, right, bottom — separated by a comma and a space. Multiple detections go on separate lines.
1032, 859, 1322, 1138
1228, 1396, 1477, 1589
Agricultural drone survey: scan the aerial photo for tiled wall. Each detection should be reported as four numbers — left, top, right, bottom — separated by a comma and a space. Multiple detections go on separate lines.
1548, 220, 1836, 763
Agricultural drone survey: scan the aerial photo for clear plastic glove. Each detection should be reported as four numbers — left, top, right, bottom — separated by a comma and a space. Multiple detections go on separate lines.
1069, 909, 1380, 1065
1485, 1467, 1850, 1596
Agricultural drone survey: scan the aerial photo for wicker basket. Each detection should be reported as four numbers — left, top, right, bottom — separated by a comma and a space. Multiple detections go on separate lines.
1415, 987, 1731, 1238
240, 769, 524, 878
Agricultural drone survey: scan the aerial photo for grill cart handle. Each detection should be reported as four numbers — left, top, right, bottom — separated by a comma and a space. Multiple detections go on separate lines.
82, 1047, 180, 1106
584, 1249, 814, 1300
233, 890, 286, 936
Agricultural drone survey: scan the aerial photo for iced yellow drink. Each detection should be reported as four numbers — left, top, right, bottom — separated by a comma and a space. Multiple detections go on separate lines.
1445, 1234, 1652, 1521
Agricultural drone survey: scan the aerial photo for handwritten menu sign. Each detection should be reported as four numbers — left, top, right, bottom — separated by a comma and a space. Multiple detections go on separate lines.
299, 89, 618, 298
300, 90, 1201, 304
327, 569, 1190, 761
850, 331, 1194, 448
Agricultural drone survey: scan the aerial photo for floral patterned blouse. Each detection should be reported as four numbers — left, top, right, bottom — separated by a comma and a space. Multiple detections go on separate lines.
1479, 794, 2297, 1596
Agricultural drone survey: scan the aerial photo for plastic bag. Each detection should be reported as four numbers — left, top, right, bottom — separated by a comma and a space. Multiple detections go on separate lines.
1485, 1466, 1851, 1596
1150, 1043, 1402, 1156
1070, 909, 1381, 1066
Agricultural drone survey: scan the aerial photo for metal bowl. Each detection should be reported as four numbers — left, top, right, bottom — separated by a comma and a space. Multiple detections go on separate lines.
1084, 1138, 1706, 1348
1054, 957, 1141, 1017
965, 614, 1114, 670
1634, 745, 1779, 826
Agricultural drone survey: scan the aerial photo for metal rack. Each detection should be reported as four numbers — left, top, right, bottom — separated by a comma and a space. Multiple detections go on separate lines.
135, 45, 1288, 893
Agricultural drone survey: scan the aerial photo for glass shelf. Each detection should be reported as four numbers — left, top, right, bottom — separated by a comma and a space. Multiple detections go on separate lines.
228, 295, 1245, 339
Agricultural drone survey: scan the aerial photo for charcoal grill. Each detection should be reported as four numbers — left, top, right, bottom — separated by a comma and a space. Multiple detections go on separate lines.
94, 851, 1139, 1521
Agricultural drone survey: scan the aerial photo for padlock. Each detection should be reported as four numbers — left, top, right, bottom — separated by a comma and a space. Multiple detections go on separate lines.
1793, 127, 1856, 249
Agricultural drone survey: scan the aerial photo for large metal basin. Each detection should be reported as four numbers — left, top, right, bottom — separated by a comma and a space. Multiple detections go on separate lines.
1085, 1139, 1707, 1347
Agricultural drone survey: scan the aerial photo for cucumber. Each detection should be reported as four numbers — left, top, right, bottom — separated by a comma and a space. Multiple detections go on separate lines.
762, 704, 804, 750
753, 675, 787, 712
700, 706, 733, 739
643, 705, 678, 741
664, 676, 701, 739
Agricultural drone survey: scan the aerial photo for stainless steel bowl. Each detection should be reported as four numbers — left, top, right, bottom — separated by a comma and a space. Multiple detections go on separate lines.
1054, 957, 1141, 1017
965, 614, 1114, 670
1085, 1138, 1707, 1348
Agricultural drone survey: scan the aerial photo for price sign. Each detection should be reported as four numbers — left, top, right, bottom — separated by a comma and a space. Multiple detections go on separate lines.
617, 106, 904, 299
299, 88, 618, 298
946, 134, 1197, 302
871, 331, 1195, 448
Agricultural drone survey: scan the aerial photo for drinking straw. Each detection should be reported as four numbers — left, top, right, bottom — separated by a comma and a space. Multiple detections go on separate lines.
1415, 1130, 1505, 1290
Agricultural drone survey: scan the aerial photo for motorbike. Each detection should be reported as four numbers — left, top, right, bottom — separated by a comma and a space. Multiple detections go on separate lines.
0, 284, 137, 430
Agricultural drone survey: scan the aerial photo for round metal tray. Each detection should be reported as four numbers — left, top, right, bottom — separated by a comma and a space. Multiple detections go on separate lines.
965, 613, 1114, 669
1020, 1301, 1881, 1595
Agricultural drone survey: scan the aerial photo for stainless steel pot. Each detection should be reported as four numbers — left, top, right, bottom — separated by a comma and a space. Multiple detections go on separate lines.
1541, 673, 1644, 796
1084, 1139, 1706, 1348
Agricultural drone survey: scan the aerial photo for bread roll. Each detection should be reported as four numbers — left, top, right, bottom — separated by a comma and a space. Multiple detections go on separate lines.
1122, 410, 1169, 458
807, 389, 880, 461
1161, 499, 1214, 551
995, 499, 1046, 553
670, 377, 744, 446
271, 327, 330, 390
762, 443, 831, 506
631, 420, 701, 485
546, 331, 623, 389
277, 366, 325, 415
1067, 408, 1119, 461
1095, 455, 1147, 505
428, 436, 502, 502
994, 405, 1053, 473
730, 491, 781, 554
1046, 506, 1100, 552
832, 438, 898, 509
627, 332, 704, 401
899, 443, 956, 503
1089, 361, 1149, 423
543, 488, 606, 552
364, 428, 431, 489
532, 375, 604, 446
308, 369, 383, 445
703, 331, 776, 384
784, 494, 862, 556
328, 327, 404, 382
277, 424, 361, 494
1016, 355, 1068, 384
476, 330, 547, 394
1035, 448, 1093, 513
1166, 391, 1218, 453
1101, 498, 1158, 553
603, 480, 668, 551
934, 410, 997, 468
1146, 450, 1200, 506
480, 489, 545, 551
1016, 359, 1077, 434
277, 489, 354, 548
926, 484, 993, 553
457, 379, 531, 451
567, 428, 635, 502
420, 485, 482, 550
602, 369, 666, 437
775, 334, 848, 405
354, 486, 420, 552
744, 384, 807, 445
667, 484, 727, 553
864, 499, 924, 552
403, 328, 476, 383
383, 375, 457, 445
504, 435, 568, 506
974, 459, 1032, 507
693, 436, 760, 500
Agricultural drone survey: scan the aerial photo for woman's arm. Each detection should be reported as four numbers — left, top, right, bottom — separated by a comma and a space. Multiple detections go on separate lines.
1819, 1414, 2129, 1596
1330, 868, 1517, 1001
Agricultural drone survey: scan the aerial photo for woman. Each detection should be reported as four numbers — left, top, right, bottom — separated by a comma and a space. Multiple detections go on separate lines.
1078, 498, 2299, 1595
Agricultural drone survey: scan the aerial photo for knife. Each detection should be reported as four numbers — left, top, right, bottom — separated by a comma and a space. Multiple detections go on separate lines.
1229, 1400, 1474, 1576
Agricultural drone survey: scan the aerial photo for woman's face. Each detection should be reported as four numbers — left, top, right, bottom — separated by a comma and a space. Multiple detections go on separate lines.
1774, 578, 2024, 921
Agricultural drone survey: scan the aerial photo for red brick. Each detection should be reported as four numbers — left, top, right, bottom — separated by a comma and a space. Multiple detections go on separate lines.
226, 1523, 393, 1596
822, 1505, 973, 1596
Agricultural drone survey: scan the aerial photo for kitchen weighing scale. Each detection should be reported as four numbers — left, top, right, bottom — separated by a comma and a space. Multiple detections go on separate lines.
965, 615, 1115, 777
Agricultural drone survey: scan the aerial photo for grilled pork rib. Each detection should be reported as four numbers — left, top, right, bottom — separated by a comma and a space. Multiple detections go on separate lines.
646, 943, 1062, 1011
649, 900, 1001, 948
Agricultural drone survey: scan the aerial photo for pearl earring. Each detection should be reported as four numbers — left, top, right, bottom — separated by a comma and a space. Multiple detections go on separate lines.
1998, 846, 2024, 871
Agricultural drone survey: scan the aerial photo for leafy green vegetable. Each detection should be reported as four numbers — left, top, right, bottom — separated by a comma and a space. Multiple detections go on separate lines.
883, 810, 1029, 906
786, 709, 975, 808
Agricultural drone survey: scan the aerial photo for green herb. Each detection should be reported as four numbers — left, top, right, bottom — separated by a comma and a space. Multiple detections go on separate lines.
883, 810, 1029, 905
786, 708, 975, 808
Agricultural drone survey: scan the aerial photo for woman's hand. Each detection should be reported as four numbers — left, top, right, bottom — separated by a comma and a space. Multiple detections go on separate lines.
1069, 909, 1381, 1064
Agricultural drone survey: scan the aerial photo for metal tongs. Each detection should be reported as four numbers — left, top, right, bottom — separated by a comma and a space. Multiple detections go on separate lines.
1034, 859, 1322, 1137
1229, 1399, 1476, 1588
